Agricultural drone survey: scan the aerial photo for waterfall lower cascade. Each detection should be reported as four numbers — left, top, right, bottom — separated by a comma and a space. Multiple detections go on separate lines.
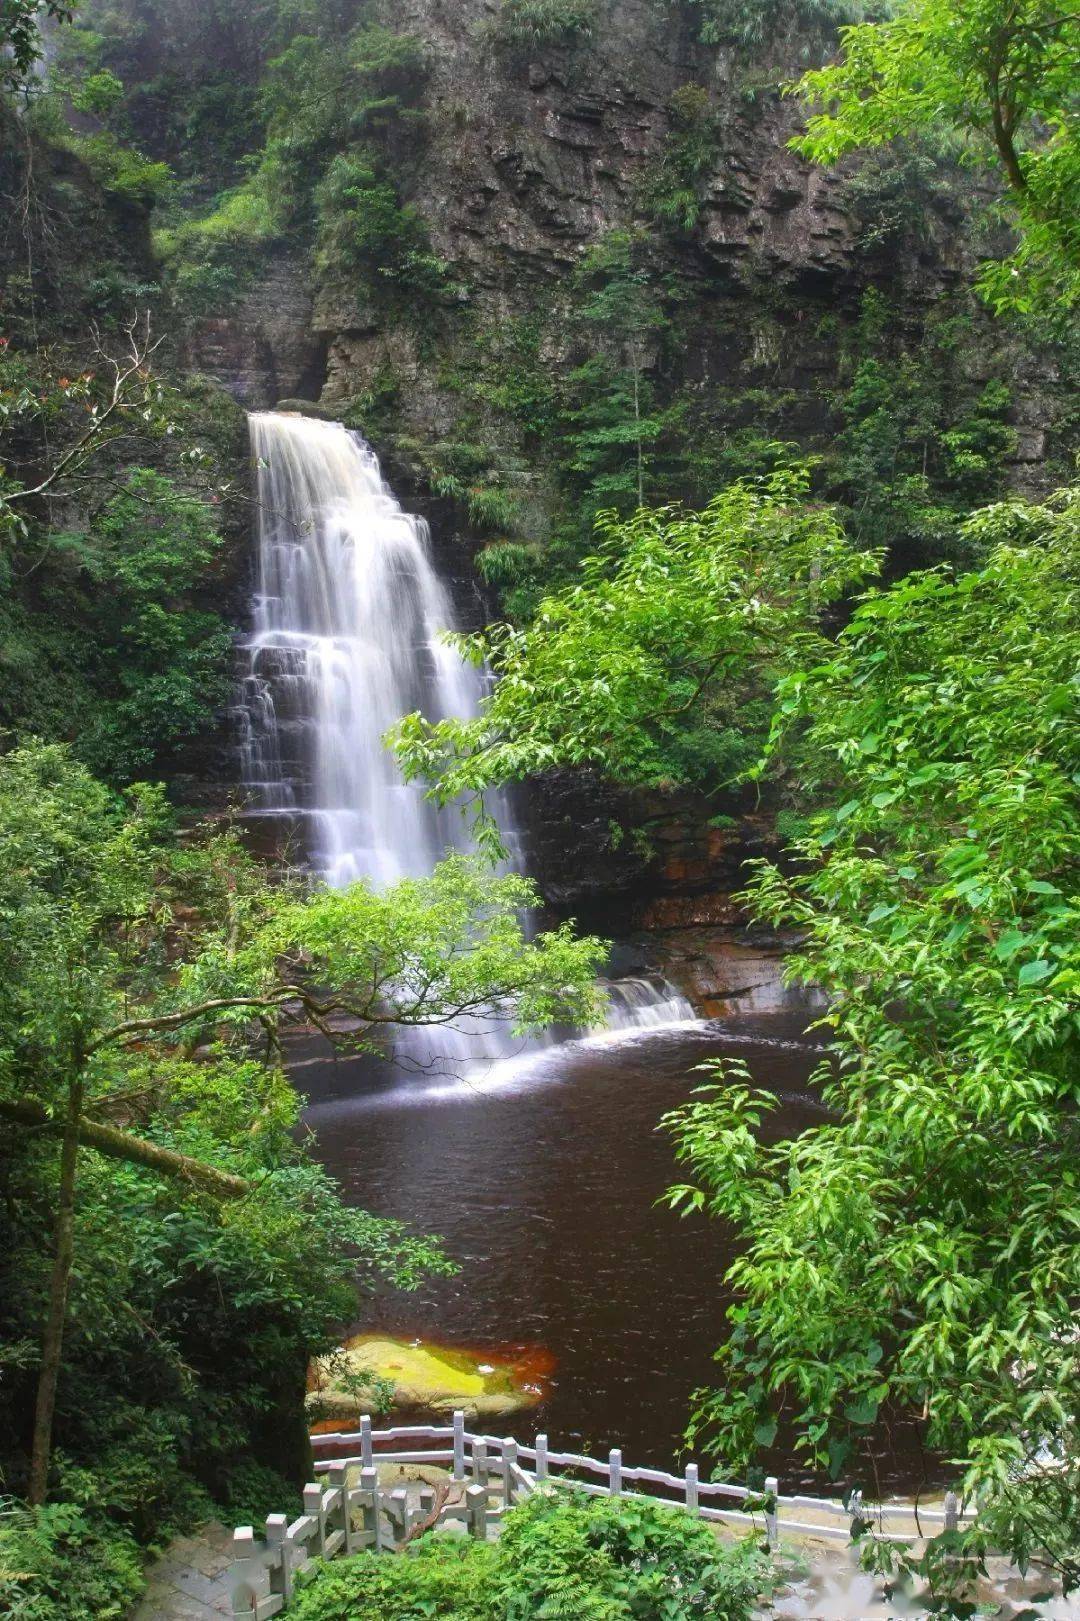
238, 411, 694, 1059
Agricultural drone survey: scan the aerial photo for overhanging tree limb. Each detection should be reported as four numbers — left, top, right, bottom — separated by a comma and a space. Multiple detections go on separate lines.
0, 1097, 251, 1200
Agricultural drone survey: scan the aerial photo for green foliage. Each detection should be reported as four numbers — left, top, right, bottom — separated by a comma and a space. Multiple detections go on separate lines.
559, 232, 678, 526
0, 1497, 144, 1620
155, 17, 435, 319
792, 0, 1080, 314
23, 58, 173, 206
314, 152, 451, 305
289, 1535, 496, 1621
492, 0, 596, 47
641, 84, 720, 232
0, 337, 241, 779
53, 468, 232, 776
822, 292, 1017, 564
841, 138, 958, 253
664, 485, 1080, 1588
390, 468, 876, 805
413, 440, 529, 535
684, 0, 871, 50
494, 1490, 770, 1619
155, 183, 278, 315
0, 740, 605, 1603
289, 1490, 769, 1621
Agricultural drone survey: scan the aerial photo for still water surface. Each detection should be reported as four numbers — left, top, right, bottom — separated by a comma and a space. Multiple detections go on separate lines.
301, 1011, 833, 1480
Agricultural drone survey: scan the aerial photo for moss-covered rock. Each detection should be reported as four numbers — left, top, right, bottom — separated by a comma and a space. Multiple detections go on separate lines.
309, 1336, 548, 1422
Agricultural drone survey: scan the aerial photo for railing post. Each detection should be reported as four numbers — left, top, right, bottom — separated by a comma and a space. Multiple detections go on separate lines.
359, 1465, 383, 1553
534, 1433, 548, 1482
328, 1462, 350, 1554
360, 1414, 373, 1470
453, 1410, 466, 1481
764, 1476, 779, 1552
467, 1482, 488, 1541
389, 1484, 410, 1543
304, 1483, 325, 1558
472, 1438, 488, 1486
265, 1514, 290, 1603
228, 1526, 269, 1620
502, 1437, 518, 1506
684, 1462, 699, 1515
944, 1490, 960, 1533
609, 1449, 622, 1497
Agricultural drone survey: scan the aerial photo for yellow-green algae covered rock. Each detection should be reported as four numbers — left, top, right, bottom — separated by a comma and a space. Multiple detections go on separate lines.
309, 1335, 548, 1422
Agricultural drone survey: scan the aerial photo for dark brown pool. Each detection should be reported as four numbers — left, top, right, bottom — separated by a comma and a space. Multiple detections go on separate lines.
297, 1010, 848, 1486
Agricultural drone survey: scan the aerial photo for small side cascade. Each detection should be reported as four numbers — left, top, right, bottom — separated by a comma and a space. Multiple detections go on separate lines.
603, 976, 695, 1031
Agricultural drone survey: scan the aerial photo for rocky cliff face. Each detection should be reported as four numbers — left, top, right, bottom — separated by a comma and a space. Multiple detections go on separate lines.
185, 0, 1062, 497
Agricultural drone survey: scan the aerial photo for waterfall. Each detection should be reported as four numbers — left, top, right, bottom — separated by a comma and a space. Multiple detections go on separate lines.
241, 410, 493, 887
238, 411, 696, 1058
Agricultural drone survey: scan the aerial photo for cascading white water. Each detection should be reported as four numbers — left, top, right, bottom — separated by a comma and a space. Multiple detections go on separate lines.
241, 411, 491, 887
238, 411, 695, 1055
605, 977, 695, 1030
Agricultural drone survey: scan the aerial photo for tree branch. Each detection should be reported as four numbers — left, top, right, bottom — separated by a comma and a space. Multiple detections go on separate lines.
0, 1097, 251, 1199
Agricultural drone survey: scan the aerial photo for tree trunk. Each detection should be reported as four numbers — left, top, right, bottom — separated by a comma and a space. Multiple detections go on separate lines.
28, 1071, 83, 1505
0, 1096, 251, 1200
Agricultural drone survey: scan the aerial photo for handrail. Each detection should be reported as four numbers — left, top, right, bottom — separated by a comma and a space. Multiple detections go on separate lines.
228, 1415, 971, 1618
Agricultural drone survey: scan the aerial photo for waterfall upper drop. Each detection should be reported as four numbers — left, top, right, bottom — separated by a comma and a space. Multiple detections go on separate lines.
240, 412, 488, 887
238, 409, 697, 1055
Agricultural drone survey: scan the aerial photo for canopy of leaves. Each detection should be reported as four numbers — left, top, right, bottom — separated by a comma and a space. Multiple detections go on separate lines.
0, 741, 605, 1608
390, 468, 877, 807
791, 0, 1080, 313
664, 485, 1080, 1585
0, 743, 605, 1112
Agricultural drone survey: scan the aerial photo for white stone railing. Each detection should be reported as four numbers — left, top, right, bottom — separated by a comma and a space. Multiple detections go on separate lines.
228, 1415, 969, 1618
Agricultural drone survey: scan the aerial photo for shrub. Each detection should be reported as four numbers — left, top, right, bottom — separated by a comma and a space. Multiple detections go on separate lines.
493, 0, 596, 46
288, 1490, 769, 1621
288, 1535, 497, 1620
314, 152, 451, 303
0, 1499, 144, 1621
497, 1490, 769, 1619
155, 182, 278, 315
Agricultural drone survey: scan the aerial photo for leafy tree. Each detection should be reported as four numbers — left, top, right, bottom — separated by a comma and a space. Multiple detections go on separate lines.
0, 320, 173, 544
53, 468, 233, 776
791, 0, 1080, 313
390, 468, 876, 813
0, 741, 603, 1504
664, 485, 1080, 1592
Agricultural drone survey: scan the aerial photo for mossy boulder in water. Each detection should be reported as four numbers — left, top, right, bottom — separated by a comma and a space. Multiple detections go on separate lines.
310, 1335, 548, 1422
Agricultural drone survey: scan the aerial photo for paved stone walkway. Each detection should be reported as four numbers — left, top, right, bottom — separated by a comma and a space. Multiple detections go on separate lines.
132, 1521, 234, 1621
